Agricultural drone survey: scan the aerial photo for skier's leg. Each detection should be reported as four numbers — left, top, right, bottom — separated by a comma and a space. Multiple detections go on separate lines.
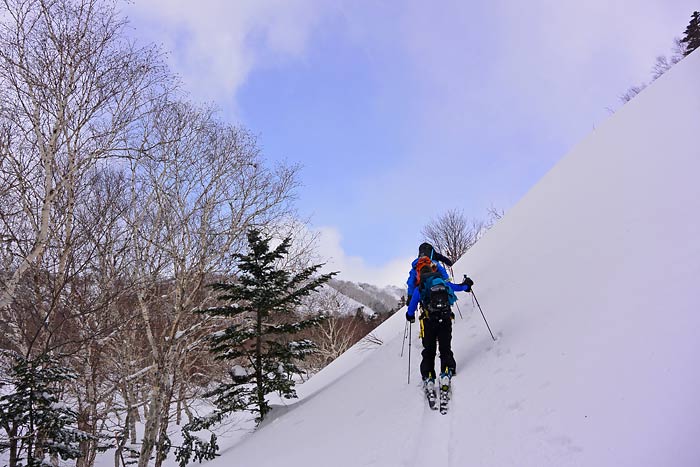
420, 318, 438, 380
437, 319, 456, 375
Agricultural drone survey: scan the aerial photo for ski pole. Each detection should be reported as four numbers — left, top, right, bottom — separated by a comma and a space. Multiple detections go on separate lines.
448, 266, 464, 319
407, 322, 412, 384
401, 321, 408, 357
454, 301, 464, 320
471, 289, 496, 341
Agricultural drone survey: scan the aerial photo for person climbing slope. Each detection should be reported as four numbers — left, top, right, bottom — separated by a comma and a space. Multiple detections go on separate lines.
405, 264, 473, 412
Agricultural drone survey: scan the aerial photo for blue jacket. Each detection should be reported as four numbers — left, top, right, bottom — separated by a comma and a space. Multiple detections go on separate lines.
406, 258, 449, 298
406, 281, 470, 318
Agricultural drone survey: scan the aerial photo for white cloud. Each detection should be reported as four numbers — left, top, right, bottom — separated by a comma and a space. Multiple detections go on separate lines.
392, 0, 696, 139
315, 226, 411, 289
124, 0, 328, 103
329, 0, 699, 220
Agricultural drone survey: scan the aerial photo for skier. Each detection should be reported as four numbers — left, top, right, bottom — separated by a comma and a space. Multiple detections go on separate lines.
405, 264, 473, 411
406, 242, 453, 306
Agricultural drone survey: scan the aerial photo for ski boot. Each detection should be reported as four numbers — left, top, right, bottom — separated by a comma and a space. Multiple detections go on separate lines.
438, 369, 452, 414
423, 377, 437, 410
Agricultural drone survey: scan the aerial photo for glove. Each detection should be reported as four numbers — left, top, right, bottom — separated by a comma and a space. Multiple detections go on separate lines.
461, 276, 474, 288
405, 312, 415, 323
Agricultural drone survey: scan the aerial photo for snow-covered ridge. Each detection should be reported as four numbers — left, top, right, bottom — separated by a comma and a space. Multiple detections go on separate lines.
327, 279, 404, 316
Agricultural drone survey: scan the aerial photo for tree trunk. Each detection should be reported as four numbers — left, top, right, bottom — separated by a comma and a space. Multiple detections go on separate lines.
154, 361, 177, 467
138, 380, 162, 467
8, 423, 17, 467
77, 349, 98, 467
256, 312, 264, 419
139, 350, 177, 467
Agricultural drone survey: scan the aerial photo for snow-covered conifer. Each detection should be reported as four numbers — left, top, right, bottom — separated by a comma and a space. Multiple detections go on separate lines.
175, 229, 336, 465
681, 11, 700, 56
0, 352, 91, 467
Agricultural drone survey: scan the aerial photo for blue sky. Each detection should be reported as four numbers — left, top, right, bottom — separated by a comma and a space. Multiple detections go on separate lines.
124, 0, 696, 286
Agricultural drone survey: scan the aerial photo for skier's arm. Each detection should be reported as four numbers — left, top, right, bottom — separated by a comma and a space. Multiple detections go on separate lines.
448, 282, 471, 293
406, 267, 417, 297
432, 251, 453, 267
407, 290, 421, 317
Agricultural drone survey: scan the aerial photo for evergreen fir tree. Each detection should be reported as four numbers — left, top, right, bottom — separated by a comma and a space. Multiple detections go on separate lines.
175, 229, 336, 466
0, 352, 91, 467
681, 11, 700, 56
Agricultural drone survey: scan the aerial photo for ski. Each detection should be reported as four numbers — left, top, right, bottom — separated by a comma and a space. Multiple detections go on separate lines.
439, 374, 451, 415
424, 380, 438, 410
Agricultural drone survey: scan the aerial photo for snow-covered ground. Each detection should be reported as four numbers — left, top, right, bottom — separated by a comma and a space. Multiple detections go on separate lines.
202, 50, 700, 466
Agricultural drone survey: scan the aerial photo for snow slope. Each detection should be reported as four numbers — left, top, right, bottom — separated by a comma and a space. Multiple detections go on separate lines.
207, 51, 700, 467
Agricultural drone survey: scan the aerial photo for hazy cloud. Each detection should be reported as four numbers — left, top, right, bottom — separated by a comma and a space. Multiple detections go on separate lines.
315, 226, 411, 288
125, 0, 328, 103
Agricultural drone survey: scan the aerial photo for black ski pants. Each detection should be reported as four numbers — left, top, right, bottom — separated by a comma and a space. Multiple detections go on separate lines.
420, 314, 456, 380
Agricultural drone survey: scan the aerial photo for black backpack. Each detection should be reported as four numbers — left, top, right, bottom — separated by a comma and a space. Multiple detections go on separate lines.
419, 272, 454, 319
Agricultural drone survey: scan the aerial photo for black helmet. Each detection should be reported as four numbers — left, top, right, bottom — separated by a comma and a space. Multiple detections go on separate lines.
418, 242, 433, 258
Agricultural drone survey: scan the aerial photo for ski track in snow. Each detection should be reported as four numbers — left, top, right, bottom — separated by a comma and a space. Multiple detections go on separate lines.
407, 382, 450, 467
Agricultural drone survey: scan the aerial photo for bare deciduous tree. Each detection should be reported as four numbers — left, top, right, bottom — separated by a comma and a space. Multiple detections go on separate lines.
652, 38, 688, 79
421, 209, 485, 264
303, 288, 360, 370
0, 3, 314, 467
123, 101, 300, 467
269, 217, 322, 273
620, 85, 647, 104
421, 208, 505, 265
620, 37, 688, 105
0, 0, 169, 352
487, 206, 504, 224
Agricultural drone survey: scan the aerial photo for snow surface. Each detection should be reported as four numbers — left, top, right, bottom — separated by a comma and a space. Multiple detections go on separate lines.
202, 50, 700, 467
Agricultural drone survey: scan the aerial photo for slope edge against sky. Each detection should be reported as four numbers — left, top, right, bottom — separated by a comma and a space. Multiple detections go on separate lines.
211, 50, 700, 467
